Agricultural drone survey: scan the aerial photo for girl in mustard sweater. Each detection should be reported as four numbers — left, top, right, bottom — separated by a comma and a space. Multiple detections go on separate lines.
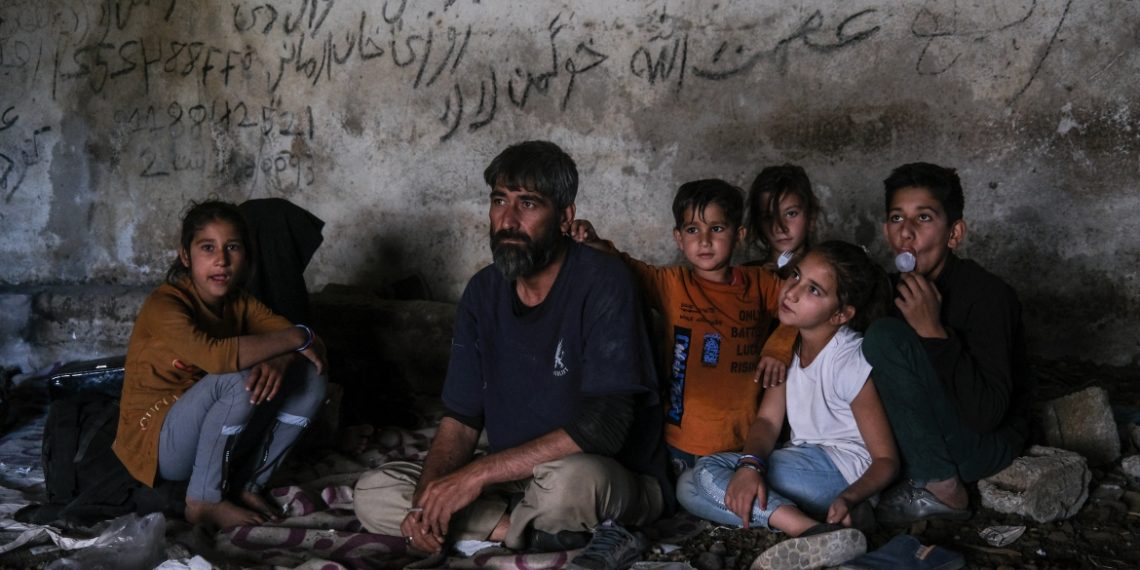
112, 201, 327, 530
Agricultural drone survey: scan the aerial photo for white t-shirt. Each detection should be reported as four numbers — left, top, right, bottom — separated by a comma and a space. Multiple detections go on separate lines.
784, 326, 873, 485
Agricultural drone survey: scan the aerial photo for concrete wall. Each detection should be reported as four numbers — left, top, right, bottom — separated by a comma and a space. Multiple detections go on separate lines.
2, 0, 1139, 369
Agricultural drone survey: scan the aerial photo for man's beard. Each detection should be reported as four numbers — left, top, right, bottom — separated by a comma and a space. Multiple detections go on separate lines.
490, 223, 563, 281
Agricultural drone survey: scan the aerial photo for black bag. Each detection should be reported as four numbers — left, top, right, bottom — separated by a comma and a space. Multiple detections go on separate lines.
42, 357, 127, 506
17, 357, 183, 527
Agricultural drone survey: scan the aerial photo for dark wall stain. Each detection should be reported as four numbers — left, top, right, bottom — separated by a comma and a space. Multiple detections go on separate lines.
768, 104, 934, 155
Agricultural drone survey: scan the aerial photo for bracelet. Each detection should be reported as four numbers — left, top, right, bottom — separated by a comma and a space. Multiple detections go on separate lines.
737, 454, 767, 469
735, 462, 766, 475
294, 324, 314, 352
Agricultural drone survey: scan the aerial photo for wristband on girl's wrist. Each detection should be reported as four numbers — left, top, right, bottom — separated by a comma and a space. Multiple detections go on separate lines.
737, 453, 767, 469
735, 462, 765, 475
294, 324, 314, 352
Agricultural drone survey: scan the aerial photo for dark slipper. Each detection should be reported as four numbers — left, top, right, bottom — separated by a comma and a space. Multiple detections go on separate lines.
839, 533, 965, 569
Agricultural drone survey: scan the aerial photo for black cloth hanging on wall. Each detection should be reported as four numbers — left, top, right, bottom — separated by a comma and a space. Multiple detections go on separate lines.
239, 198, 325, 324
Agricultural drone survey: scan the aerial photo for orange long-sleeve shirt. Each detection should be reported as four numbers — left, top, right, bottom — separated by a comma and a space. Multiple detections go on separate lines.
619, 253, 797, 456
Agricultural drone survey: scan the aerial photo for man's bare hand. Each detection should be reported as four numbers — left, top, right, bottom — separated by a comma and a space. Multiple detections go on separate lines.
415, 465, 484, 540
401, 509, 444, 553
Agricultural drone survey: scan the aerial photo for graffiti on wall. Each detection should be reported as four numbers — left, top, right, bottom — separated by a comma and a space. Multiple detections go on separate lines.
0, 0, 1075, 199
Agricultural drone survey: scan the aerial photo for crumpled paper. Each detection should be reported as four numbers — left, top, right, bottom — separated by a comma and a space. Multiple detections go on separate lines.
979, 525, 1026, 547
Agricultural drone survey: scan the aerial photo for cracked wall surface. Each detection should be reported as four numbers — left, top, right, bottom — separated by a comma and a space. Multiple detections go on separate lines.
1, 0, 1138, 366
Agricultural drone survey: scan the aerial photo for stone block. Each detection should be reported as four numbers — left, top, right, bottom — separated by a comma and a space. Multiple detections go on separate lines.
978, 445, 1090, 523
29, 286, 148, 358
1131, 425, 1140, 452
1090, 482, 1124, 502
310, 285, 455, 396
0, 292, 34, 371
1039, 386, 1121, 464
1122, 455, 1140, 481
0, 286, 148, 372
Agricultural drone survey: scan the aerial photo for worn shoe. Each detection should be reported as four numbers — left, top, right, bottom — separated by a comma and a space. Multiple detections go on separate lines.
528, 528, 592, 552
751, 524, 866, 570
875, 482, 971, 525
564, 519, 647, 570
839, 534, 965, 570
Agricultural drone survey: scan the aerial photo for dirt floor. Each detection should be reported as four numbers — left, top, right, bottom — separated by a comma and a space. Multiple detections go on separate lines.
647, 359, 1140, 570
1, 358, 1136, 569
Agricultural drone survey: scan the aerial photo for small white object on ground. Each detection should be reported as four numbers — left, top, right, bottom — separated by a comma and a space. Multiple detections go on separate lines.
453, 539, 503, 557
979, 525, 1027, 547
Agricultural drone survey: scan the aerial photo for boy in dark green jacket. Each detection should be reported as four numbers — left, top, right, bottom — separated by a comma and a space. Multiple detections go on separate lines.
862, 162, 1033, 524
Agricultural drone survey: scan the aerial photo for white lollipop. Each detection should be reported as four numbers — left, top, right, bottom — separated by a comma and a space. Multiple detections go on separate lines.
894, 251, 916, 273
776, 250, 795, 268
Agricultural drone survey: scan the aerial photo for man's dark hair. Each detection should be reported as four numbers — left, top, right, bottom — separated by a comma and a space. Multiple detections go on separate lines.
483, 141, 578, 209
883, 162, 965, 224
746, 164, 819, 250
672, 179, 745, 229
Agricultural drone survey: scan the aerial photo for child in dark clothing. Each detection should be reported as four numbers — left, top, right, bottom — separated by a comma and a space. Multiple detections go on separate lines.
862, 162, 1033, 524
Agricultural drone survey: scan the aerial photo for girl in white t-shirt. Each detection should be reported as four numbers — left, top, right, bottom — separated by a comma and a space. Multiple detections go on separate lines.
677, 241, 898, 567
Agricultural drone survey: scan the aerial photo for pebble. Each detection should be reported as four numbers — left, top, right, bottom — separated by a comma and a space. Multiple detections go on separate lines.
1122, 455, 1140, 479
1091, 482, 1124, 501
1123, 490, 1140, 511
693, 552, 723, 570
1081, 530, 1117, 543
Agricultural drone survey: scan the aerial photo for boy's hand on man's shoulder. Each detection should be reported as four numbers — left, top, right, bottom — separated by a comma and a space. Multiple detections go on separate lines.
569, 220, 614, 252
569, 219, 599, 242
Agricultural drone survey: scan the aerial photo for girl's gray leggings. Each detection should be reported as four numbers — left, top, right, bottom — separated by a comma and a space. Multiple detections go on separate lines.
157, 360, 327, 502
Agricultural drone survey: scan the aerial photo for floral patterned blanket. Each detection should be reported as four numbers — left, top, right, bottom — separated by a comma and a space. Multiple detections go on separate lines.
0, 379, 705, 569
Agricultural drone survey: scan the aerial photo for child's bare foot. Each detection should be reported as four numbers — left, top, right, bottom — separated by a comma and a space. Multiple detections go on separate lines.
339, 424, 375, 455
185, 498, 267, 530
239, 490, 285, 521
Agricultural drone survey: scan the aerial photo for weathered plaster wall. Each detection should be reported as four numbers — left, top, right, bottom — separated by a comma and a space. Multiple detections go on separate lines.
1, 0, 1139, 367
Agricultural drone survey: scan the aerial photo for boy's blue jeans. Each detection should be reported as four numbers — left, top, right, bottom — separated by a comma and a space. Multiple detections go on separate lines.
676, 445, 848, 530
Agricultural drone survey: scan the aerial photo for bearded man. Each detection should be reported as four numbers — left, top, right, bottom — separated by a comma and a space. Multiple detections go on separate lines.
353, 141, 672, 570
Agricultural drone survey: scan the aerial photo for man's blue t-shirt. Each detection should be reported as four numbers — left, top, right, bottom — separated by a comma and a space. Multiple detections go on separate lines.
443, 240, 669, 497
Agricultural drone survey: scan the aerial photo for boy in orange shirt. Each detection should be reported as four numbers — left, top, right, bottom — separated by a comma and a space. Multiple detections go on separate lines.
573, 179, 796, 471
